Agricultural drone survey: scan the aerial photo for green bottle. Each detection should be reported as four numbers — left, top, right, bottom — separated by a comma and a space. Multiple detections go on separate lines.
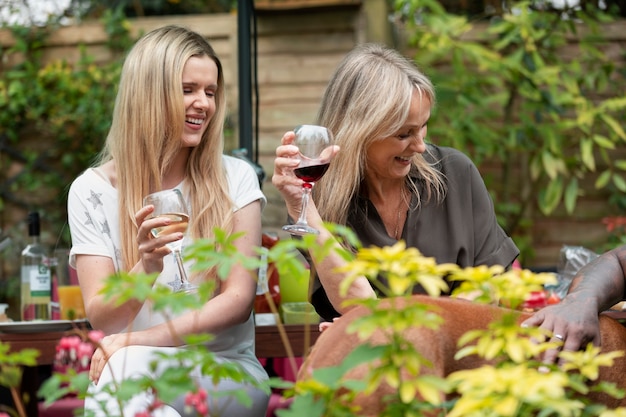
20, 212, 51, 321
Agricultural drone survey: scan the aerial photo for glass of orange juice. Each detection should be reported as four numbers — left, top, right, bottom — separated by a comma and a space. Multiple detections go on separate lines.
57, 285, 85, 320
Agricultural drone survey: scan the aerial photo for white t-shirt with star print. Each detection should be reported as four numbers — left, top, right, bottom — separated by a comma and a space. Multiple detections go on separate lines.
67, 155, 268, 382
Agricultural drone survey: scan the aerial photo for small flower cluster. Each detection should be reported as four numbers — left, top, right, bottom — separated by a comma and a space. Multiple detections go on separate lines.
131, 388, 209, 417
133, 397, 164, 417
54, 330, 105, 374
602, 216, 626, 233
184, 388, 209, 416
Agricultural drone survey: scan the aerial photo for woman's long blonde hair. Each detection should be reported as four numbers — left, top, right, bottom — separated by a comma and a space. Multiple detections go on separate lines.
314, 43, 446, 225
98, 25, 232, 271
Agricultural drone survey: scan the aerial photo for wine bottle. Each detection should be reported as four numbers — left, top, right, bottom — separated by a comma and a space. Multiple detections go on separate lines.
20, 211, 51, 321
254, 232, 281, 314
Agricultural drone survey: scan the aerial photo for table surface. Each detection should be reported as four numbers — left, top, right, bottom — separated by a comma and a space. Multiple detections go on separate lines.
0, 322, 322, 365
0, 321, 321, 417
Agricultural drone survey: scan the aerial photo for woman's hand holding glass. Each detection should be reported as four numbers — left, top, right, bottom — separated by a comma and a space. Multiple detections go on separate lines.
275, 125, 336, 235
142, 189, 197, 293
136, 205, 178, 275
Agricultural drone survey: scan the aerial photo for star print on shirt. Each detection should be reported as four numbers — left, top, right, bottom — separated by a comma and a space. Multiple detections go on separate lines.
84, 211, 94, 227
113, 247, 122, 271
87, 190, 103, 209
167, 278, 181, 292
101, 220, 111, 239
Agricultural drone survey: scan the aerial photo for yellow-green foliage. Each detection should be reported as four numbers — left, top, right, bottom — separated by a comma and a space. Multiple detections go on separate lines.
287, 240, 626, 417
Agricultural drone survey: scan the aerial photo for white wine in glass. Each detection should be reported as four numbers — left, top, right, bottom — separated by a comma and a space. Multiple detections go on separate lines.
282, 124, 334, 236
143, 189, 197, 293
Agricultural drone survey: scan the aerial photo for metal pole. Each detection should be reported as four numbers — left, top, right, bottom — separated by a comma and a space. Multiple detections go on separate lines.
237, 0, 253, 156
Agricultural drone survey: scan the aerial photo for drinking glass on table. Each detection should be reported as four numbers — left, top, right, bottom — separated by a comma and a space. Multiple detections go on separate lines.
282, 124, 334, 236
58, 285, 86, 320
143, 189, 197, 293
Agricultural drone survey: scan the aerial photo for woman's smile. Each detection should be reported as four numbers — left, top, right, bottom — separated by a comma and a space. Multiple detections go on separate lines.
185, 114, 206, 131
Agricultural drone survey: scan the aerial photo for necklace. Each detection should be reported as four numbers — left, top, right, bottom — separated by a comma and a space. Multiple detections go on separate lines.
393, 210, 401, 240
393, 188, 408, 240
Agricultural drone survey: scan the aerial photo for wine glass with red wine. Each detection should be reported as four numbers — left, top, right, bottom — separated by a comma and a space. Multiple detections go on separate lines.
143, 189, 197, 293
282, 125, 334, 235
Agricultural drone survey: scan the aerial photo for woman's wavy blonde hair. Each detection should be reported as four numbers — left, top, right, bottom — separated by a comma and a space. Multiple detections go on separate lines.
98, 25, 232, 271
314, 43, 446, 225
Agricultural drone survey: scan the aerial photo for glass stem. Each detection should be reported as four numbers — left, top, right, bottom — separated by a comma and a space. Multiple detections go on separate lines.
174, 250, 189, 285
296, 184, 312, 225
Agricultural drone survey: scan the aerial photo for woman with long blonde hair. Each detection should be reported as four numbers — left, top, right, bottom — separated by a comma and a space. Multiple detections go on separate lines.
68, 25, 269, 416
273, 43, 519, 321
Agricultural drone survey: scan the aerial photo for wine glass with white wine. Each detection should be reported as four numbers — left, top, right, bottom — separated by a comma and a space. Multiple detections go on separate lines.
143, 189, 197, 293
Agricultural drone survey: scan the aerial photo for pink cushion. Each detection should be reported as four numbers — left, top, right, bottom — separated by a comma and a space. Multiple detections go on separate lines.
266, 394, 294, 417
39, 398, 84, 417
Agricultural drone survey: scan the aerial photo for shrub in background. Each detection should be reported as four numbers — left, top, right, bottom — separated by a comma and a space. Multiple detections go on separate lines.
396, 0, 626, 261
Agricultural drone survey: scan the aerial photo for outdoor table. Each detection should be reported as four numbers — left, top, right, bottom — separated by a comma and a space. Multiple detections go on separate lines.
0, 321, 321, 417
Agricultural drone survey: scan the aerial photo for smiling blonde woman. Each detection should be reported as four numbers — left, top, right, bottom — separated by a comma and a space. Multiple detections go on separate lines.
68, 25, 269, 417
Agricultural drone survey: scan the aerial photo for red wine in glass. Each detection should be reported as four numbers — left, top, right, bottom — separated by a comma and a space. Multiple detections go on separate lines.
293, 163, 330, 184
282, 125, 334, 236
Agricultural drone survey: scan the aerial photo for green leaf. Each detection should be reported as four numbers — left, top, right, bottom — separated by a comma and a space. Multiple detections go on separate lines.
541, 151, 558, 180
564, 178, 579, 214
600, 113, 626, 140
277, 393, 326, 417
595, 170, 612, 189
539, 177, 563, 215
592, 134, 616, 149
612, 174, 626, 192
580, 138, 595, 171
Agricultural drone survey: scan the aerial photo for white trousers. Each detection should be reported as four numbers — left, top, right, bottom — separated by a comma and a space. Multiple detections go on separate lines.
84, 345, 269, 417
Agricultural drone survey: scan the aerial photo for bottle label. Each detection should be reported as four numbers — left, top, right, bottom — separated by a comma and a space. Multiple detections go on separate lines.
27, 263, 51, 296
256, 247, 269, 295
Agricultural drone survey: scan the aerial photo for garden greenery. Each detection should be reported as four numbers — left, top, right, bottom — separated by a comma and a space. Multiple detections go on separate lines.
283, 237, 626, 417
395, 0, 626, 259
0, 8, 128, 247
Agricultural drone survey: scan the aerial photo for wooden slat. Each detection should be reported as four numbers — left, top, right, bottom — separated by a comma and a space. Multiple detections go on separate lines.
257, 105, 322, 135
255, 0, 361, 10
0, 14, 236, 48
257, 53, 345, 84
256, 9, 359, 34
257, 31, 356, 54
0, 331, 62, 364
255, 324, 320, 358
257, 84, 326, 104
128, 14, 236, 39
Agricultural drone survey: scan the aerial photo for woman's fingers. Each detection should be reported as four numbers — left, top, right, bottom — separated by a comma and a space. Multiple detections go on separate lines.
135, 208, 178, 274
273, 141, 303, 193
320, 145, 340, 162
89, 346, 108, 384
280, 131, 296, 146
523, 304, 601, 367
